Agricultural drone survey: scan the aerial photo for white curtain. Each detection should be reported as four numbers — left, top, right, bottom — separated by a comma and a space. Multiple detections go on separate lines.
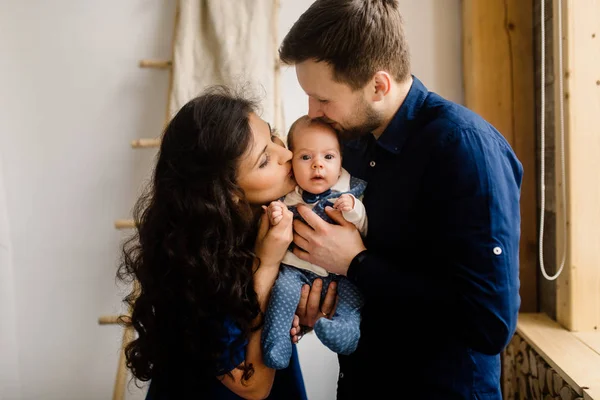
169, 0, 282, 128
0, 155, 21, 400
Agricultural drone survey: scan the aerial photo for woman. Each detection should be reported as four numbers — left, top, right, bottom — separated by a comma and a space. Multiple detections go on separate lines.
117, 85, 330, 399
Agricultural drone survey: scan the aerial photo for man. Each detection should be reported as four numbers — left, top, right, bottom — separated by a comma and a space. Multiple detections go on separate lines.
283, 0, 522, 399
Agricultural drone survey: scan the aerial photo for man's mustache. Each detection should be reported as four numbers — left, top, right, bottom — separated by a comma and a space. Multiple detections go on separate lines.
314, 117, 336, 125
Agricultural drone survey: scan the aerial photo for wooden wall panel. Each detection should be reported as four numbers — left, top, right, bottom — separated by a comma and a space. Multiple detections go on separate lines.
555, 0, 600, 332
462, 0, 538, 312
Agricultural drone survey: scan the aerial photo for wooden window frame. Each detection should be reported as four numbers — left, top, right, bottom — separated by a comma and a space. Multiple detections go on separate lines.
462, 0, 600, 332
553, 0, 600, 333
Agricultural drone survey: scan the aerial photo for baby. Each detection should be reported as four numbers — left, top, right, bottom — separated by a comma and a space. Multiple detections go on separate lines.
261, 115, 367, 369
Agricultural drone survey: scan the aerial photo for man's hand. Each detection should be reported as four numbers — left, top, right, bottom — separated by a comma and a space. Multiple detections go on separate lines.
292, 204, 366, 276
290, 279, 338, 343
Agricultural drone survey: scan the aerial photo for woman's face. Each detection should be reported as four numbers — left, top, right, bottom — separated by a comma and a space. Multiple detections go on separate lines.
237, 113, 296, 205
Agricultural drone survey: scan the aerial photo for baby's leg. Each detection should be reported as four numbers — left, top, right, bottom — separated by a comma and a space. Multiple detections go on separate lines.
261, 265, 311, 369
314, 276, 364, 355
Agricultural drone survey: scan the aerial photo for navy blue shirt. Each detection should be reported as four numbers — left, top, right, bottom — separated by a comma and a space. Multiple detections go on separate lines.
340, 76, 522, 399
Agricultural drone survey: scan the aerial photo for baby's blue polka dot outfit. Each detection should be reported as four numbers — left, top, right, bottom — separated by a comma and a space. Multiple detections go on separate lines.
262, 175, 367, 369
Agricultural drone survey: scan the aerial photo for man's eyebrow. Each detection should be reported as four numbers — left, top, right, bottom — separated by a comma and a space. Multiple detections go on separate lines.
307, 91, 326, 100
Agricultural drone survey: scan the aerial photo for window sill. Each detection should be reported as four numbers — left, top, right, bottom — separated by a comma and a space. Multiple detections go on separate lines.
517, 313, 600, 400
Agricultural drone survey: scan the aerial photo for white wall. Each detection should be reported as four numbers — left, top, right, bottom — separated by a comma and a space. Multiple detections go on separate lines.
0, 156, 21, 400
0, 1, 461, 399
0, 1, 175, 399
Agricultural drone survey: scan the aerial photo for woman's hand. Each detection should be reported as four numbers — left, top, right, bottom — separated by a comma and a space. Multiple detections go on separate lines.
254, 202, 293, 268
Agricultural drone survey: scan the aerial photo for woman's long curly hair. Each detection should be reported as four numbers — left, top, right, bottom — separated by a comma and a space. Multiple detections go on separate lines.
117, 85, 262, 388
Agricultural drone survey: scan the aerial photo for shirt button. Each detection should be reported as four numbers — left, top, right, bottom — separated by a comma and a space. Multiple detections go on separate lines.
369, 161, 376, 167
339, 372, 344, 379
493, 247, 502, 255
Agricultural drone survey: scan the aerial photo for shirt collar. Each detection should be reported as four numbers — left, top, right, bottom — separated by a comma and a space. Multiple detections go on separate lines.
283, 169, 352, 206
301, 189, 331, 204
344, 75, 429, 155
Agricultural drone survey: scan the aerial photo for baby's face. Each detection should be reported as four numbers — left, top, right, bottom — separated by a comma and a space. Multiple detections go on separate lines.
291, 124, 342, 195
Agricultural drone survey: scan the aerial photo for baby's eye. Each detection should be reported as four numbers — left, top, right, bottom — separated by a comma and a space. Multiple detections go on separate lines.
325, 154, 335, 160
301, 155, 311, 161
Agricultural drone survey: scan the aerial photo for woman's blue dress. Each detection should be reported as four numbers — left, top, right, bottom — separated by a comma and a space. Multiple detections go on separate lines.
145, 318, 308, 400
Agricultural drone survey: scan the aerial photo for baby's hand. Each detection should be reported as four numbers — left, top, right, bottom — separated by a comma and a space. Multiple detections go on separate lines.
267, 200, 286, 225
333, 194, 354, 212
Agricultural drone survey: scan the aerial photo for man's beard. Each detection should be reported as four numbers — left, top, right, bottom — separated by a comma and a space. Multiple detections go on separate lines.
329, 102, 384, 141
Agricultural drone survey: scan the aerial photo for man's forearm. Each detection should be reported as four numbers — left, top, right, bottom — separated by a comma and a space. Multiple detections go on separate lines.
347, 251, 517, 355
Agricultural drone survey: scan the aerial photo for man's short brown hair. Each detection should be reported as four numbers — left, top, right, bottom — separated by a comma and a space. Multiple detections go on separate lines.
279, 0, 410, 90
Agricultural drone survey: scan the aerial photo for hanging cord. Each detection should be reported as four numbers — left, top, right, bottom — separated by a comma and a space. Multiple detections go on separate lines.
539, 0, 568, 281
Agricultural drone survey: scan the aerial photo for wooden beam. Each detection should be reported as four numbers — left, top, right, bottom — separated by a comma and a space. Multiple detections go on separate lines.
555, 0, 600, 332
112, 326, 135, 400
114, 219, 135, 230
165, 1, 180, 121
462, 0, 538, 312
131, 138, 160, 148
138, 59, 172, 69
98, 315, 120, 325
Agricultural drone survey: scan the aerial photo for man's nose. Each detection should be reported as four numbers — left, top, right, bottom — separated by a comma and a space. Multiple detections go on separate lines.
308, 98, 323, 119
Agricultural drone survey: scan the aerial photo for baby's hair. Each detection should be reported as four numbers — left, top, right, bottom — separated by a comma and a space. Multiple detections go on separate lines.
286, 115, 342, 154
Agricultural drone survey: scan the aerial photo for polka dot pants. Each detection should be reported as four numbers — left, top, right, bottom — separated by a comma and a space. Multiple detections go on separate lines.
262, 265, 364, 369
